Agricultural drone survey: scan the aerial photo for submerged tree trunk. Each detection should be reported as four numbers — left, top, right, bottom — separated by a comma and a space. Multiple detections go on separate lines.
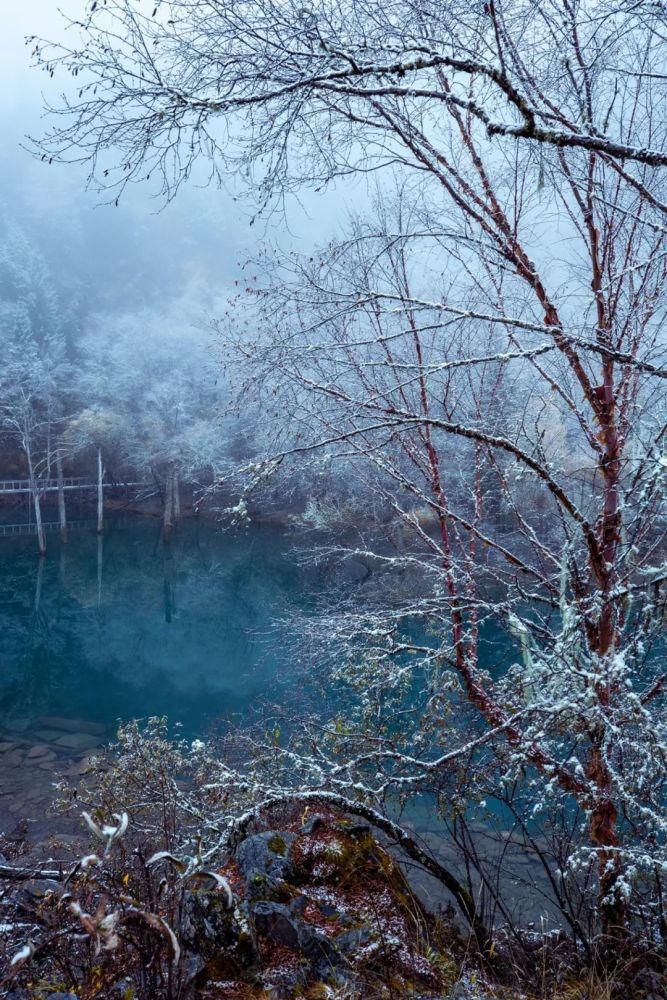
163, 468, 174, 542
97, 533, 103, 609
34, 551, 44, 613
173, 470, 181, 522
163, 544, 175, 623
56, 452, 67, 543
97, 447, 104, 535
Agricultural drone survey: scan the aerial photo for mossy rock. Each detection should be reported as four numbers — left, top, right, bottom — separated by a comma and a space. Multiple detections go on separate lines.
267, 834, 288, 855
236, 831, 296, 884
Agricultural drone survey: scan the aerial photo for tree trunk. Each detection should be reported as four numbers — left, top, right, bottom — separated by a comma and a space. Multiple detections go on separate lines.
34, 555, 44, 614
587, 744, 625, 940
163, 545, 175, 623
163, 468, 174, 543
33, 488, 46, 557
25, 441, 45, 557
97, 447, 104, 535
173, 470, 181, 522
97, 533, 103, 609
589, 366, 625, 940
56, 453, 67, 543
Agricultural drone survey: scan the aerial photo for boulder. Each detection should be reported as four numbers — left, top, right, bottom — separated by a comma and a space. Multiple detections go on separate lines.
235, 831, 295, 883
190, 820, 450, 997
297, 920, 345, 980
334, 925, 374, 955
180, 888, 241, 957
251, 900, 301, 950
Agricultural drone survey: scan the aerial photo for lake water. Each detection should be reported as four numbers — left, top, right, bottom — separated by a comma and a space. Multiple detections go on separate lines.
0, 513, 562, 922
0, 515, 314, 737
0, 514, 330, 839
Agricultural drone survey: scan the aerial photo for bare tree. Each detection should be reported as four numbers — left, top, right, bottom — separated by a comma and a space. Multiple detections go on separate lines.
221, 178, 666, 940
29, 0, 667, 203
73, 298, 227, 532
31, 0, 667, 945
0, 222, 71, 554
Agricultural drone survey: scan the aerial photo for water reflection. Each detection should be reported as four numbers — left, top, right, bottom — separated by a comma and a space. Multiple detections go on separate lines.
0, 515, 309, 735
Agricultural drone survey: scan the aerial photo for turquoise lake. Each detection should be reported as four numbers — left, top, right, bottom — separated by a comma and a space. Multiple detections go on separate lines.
0, 515, 316, 738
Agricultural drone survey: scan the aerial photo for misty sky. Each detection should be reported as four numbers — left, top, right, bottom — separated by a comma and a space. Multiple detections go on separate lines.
0, 1, 353, 319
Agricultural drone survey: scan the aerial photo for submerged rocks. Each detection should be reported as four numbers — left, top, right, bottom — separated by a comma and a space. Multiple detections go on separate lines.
37, 716, 107, 737
26, 745, 56, 761
54, 732, 102, 751
0, 728, 95, 842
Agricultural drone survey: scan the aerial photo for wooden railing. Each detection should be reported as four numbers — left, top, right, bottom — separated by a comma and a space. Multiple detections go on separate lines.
0, 517, 135, 537
0, 478, 148, 495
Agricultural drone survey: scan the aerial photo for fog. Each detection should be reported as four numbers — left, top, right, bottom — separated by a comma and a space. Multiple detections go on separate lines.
0, 3, 367, 506
0, 2, 355, 317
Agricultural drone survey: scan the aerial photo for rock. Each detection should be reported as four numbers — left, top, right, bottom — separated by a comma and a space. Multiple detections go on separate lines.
181, 954, 206, 987
3, 719, 31, 734
35, 729, 68, 743
235, 831, 296, 883
251, 901, 301, 950
297, 921, 344, 978
26, 745, 55, 760
54, 732, 101, 751
261, 966, 306, 1000
334, 925, 373, 955
301, 813, 326, 835
65, 755, 95, 776
182, 822, 449, 997
19, 878, 63, 902
38, 716, 107, 737
0, 742, 18, 753
24, 785, 48, 801
179, 888, 255, 967
5, 819, 28, 842
245, 871, 296, 905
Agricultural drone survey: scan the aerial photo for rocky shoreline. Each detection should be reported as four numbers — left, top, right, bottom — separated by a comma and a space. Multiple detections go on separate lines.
0, 803, 503, 999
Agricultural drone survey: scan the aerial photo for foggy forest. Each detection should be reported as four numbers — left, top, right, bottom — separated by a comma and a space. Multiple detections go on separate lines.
0, 2, 665, 999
